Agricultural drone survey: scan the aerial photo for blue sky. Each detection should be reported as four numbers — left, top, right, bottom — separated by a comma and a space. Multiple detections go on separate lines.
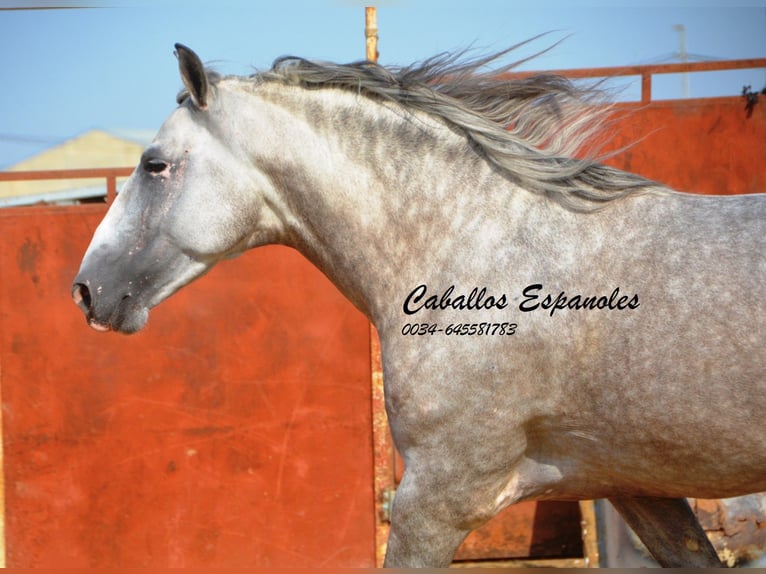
1, 0, 765, 168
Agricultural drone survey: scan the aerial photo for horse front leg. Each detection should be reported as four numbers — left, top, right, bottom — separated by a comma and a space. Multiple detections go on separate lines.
383, 467, 472, 567
608, 496, 723, 568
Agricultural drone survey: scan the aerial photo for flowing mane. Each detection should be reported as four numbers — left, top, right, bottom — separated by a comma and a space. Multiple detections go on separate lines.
265, 45, 658, 210
183, 42, 657, 210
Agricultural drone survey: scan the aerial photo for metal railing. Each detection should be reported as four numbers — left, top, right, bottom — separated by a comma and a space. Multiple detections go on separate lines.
0, 166, 134, 206
511, 58, 766, 104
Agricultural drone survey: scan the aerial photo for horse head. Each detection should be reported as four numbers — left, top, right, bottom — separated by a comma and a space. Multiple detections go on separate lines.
72, 45, 282, 333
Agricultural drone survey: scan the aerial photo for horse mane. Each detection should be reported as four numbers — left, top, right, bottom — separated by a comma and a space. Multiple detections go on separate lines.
231, 40, 656, 210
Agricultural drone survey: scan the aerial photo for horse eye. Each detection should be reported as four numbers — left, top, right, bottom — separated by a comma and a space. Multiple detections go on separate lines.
142, 157, 169, 174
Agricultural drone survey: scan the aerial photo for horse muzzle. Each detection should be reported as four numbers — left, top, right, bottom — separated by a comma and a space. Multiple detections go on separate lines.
71, 278, 149, 334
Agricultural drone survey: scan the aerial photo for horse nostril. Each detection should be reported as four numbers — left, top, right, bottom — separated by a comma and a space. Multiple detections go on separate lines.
72, 282, 92, 312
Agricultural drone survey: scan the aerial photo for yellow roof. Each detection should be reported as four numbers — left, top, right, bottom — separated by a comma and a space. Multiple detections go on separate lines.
0, 129, 146, 204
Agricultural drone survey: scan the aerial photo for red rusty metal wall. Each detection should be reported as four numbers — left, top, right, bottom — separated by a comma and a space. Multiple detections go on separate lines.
0, 207, 375, 567
603, 97, 766, 195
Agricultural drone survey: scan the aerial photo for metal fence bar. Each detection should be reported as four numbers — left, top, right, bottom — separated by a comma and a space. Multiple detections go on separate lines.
511, 58, 766, 81
0, 167, 134, 206
507, 58, 766, 104
0, 167, 134, 182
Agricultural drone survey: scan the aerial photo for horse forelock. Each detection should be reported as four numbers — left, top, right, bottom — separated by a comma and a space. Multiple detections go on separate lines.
198, 39, 656, 211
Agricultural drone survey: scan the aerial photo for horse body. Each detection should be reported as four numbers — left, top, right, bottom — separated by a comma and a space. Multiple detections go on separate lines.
72, 44, 764, 567
378, 190, 765, 565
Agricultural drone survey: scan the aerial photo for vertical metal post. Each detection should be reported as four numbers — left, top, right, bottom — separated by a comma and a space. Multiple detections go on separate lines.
106, 174, 117, 204
371, 327, 394, 567
641, 71, 652, 104
365, 7, 378, 63
579, 500, 600, 567
674, 24, 690, 98
365, 6, 391, 567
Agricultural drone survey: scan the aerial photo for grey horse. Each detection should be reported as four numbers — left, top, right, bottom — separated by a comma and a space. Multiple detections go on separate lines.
72, 43, 765, 567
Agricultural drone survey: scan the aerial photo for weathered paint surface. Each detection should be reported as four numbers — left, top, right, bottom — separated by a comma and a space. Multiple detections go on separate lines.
692, 497, 766, 567
603, 97, 766, 195
0, 207, 374, 567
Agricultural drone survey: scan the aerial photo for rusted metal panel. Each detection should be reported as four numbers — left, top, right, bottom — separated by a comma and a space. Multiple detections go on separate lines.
692, 496, 766, 567
603, 98, 766, 195
454, 501, 583, 561
0, 206, 374, 567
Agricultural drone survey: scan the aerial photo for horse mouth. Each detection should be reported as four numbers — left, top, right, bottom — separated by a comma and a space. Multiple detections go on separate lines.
72, 283, 149, 334
87, 319, 112, 332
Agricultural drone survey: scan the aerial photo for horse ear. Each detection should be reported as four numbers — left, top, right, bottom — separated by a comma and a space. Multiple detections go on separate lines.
174, 43, 209, 110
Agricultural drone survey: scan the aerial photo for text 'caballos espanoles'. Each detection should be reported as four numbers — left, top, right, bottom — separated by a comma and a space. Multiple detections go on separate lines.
402, 284, 640, 317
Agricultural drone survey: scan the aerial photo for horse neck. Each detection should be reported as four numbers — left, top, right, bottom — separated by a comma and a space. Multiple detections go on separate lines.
245, 83, 521, 323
